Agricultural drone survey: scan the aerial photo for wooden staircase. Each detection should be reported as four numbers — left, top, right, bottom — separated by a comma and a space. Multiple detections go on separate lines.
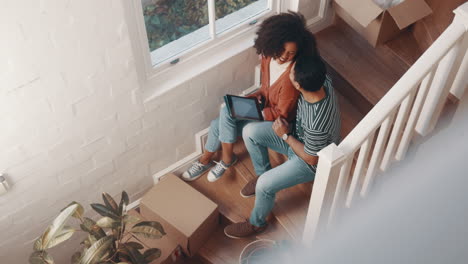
173, 4, 460, 262
188, 90, 365, 264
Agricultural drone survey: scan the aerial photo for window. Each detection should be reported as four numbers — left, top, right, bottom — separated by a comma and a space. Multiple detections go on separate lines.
123, 0, 311, 98
140, 0, 270, 66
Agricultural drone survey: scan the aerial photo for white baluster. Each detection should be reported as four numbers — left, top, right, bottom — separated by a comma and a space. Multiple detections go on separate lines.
450, 3, 468, 99
328, 156, 353, 226
361, 112, 396, 197
302, 143, 345, 245
396, 70, 435, 160
380, 89, 416, 171
449, 35, 468, 99
416, 33, 466, 136
346, 135, 374, 208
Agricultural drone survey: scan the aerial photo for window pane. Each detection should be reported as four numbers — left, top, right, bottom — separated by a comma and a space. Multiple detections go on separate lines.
215, 0, 268, 34
142, 0, 210, 65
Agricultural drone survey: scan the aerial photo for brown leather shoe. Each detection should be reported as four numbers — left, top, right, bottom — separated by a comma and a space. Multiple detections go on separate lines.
240, 178, 258, 198
224, 220, 267, 239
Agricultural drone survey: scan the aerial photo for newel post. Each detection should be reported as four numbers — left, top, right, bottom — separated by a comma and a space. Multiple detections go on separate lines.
302, 143, 346, 246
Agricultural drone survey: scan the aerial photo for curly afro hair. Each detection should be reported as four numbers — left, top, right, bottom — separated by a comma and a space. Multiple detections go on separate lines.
254, 12, 317, 59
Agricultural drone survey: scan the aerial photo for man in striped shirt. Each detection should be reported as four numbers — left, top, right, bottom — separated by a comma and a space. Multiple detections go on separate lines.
224, 55, 341, 239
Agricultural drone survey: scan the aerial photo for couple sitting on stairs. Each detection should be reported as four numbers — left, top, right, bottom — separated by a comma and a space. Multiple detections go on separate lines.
182, 12, 341, 239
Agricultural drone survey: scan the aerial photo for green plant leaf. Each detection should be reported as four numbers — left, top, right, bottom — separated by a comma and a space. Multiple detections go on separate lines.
91, 203, 119, 219
125, 242, 144, 250
29, 251, 54, 264
80, 235, 113, 264
96, 217, 117, 229
102, 193, 119, 215
118, 191, 129, 215
143, 248, 161, 262
145, 5, 156, 13
112, 225, 122, 240
131, 221, 166, 239
45, 226, 75, 249
36, 203, 79, 251
81, 234, 98, 249
80, 217, 106, 239
123, 215, 140, 224
62, 201, 84, 219
71, 251, 81, 264
121, 191, 129, 205
123, 245, 146, 264
150, 15, 161, 25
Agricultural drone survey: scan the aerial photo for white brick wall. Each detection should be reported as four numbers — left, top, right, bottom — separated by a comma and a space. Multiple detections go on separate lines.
0, 0, 258, 262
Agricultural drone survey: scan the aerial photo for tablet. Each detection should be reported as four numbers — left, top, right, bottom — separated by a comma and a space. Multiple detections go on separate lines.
224, 94, 264, 121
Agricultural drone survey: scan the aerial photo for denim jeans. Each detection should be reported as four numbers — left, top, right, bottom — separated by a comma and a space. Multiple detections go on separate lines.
205, 105, 253, 152
242, 122, 315, 227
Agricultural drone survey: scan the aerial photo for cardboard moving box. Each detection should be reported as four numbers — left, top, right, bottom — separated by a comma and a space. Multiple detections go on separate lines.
140, 174, 219, 257
334, 0, 432, 46
126, 209, 185, 264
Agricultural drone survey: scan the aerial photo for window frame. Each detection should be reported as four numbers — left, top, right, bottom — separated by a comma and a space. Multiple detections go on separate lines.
124, 0, 301, 100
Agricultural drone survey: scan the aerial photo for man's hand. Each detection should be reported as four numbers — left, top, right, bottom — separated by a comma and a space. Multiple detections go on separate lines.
272, 117, 290, 137
274, 119, 319, 166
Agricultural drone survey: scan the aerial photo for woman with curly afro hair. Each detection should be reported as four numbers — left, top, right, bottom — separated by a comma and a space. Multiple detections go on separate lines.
182, 11, 318, 183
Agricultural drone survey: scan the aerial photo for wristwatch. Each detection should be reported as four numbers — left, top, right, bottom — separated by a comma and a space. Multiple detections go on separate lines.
282, 132, 292, 141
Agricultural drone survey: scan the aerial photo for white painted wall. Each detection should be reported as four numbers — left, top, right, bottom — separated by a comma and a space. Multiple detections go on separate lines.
0, 0, 257, 262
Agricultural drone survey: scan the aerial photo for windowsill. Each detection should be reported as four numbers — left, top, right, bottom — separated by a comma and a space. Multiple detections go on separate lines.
149, 0, 268, 66
143, 27, 258, 103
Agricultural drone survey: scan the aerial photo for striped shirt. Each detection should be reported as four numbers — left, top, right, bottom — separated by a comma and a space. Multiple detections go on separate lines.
292, 75, 341, 172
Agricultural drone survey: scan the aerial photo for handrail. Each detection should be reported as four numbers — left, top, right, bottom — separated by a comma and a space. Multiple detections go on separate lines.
338, 22, 466, 155
303, 2, 468, 245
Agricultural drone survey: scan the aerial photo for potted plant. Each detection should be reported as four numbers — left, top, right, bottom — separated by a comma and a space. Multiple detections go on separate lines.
29, 191, 165, 264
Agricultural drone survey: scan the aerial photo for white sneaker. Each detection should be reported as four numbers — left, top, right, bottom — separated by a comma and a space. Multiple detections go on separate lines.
182, 160, 213, 181
207, 156, 238, 182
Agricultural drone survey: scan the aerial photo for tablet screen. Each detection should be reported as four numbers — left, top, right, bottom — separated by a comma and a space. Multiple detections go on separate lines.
230, 96, 262, 120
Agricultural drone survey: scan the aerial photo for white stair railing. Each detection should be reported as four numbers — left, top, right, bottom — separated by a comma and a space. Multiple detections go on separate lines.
303, 2, 468, 245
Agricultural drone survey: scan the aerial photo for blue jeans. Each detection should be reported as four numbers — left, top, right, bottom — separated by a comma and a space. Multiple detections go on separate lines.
205, 105, 253, 152
242, 122, 315, 227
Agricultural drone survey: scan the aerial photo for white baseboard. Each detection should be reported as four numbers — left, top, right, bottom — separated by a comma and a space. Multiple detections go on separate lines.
127, 198, 141, 211
152, 128, 210, 183
307, 5, 335, 33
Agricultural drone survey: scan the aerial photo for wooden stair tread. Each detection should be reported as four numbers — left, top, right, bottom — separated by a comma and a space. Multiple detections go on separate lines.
385, 29, 424, 67
413, 0, 466, 52
186, 159, 255, 223
197, 217, 256, 264
316, 16, 409, 107
337, 90, 365, 138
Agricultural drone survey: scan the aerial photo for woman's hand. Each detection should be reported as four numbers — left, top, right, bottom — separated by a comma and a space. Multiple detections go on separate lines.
256, 94, 265, 110
272, 117, 290, 137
